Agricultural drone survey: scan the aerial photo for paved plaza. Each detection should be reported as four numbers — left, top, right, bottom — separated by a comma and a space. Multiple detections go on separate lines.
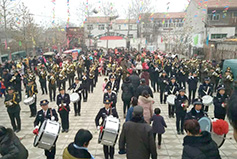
0, 76, 237, 159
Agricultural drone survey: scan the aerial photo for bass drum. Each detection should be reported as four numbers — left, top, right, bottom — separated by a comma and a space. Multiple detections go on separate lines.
202, 95, 213, 106
167, 94, 176, 105
70, 93, 80, 103
33, 120, 61, 150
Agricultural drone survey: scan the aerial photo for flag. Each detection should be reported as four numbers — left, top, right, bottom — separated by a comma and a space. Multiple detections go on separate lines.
194, 35, 199, 46
4, 40, 7, 49
19, 41, 22, 47
206, 35, 209, 46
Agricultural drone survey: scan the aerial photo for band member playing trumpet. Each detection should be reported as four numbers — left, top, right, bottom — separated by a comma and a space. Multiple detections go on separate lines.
198, 77, 213, 112
81, 72, 88, 102
213, 85, 229, 120
39, 67, 48, 95
10, 71, 22, 101
95, 99, 119, 159
25, 78, 38, 117
56, 87, 70, 133
4, 86, 21, 133
187, 72, 198, 105
33, 99, 58, 159
159, 71, 169, 104
165, 76, 180, 118
175, 88, 188, 135
223, 70, 234, 96
69, 77, 83, 116
48, 71, 57, 102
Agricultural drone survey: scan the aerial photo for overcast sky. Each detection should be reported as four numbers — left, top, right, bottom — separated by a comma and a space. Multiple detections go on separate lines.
16, 0, 189, 27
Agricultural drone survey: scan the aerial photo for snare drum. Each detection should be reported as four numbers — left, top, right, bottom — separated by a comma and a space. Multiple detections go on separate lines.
202, 95, 213, 106
167, 94, 176, 105
24, 97, 35, 105
70, 93, 80, 103
98, 115, 120, 147
33, 119, 61, 150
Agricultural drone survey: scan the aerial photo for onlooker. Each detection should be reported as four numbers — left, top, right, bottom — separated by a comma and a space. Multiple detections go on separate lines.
151, 108, 167, 149
182, 120, 221, 159
63, 129, 94, 159
138, 90, 154, 124
125, 97, 138, 122
136, 78, 153, 98
119, 106, 157, 159
0, 126, 28, 159
128, 70, 140, 93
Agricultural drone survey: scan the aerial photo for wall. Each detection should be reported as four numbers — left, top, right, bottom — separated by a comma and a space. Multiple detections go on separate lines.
208, 27, 236, 39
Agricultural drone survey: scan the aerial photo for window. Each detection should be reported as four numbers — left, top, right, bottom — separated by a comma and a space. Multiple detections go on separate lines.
108, 24, 112, 30
211, 34, 227, 39
234, 12, 237, 17
87, 24, 93, 30
208, 14, 220, 21
118, 25, 121, 30
128, 34, 133, 38
129, 25, 133, 30
98, 24, 105, 30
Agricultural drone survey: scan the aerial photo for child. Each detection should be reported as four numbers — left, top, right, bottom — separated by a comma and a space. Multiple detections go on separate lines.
151, 108, 167, 149
102, 78, 108, 93
0, 78, 6, 97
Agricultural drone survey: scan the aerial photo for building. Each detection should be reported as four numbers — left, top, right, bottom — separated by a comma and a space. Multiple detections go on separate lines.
184, 0, 237, 58
84, 17, 137, 49
139, 12, 186, 52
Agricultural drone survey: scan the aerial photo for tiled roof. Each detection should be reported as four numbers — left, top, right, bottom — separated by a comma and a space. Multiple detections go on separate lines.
85, 17, 136, 24
140, 12, 186, 19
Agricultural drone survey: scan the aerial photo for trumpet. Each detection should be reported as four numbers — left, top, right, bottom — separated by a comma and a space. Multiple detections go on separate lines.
226, 75, 233, 81
10, 76, 16, 82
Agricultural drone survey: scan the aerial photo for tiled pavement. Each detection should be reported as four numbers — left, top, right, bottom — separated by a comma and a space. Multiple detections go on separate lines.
0, 76, 237, 159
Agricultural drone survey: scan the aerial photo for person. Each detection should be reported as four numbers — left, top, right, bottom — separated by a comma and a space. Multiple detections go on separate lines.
105, 75, 118, 93
175, 87, 188, 135
0, 77, 6, 97
150, 63, 161, 92
69, 77, 83, 116
151, 108, 167, 149
125, 97, 138, 122
177, 67, 186, 88
63, 129, 94, 159
0, 126, 28, 159
185, 98, 206, 121
165, 76, 179, 118
140, 69, 150, 86
198, 77, 213, 112
103, 86, 117, 108
39, 67, 48, 95
102, 78, 108, 92
95, 99, 119, 159
4, 86, 21, 132
138, 90, 154, 124
119, 106, 157, 159
187, 72, 198, 105
182, 119, 221, 159
56, 87, 70, 133
128, 70, 140, 93
81, 71, 88, 102
228, 90, 237, 142
11, 71, 22, 101
33, 99, 59, 159
136, 78, 153, 98
213, 85, 229, 120
25, 78, 38, 117
2, 69, 12, 89
121, 77, 134, 118
48, 71, 57, 102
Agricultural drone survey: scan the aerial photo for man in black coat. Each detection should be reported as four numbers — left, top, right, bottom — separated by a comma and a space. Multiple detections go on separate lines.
25, 79, 38, 117
81, 72, 88, 102
136, 78, 153, 98
56, 87, 70, 133
187, 72, 198, 104
159, 71, 169, 104
128, 70, 140, 93
185, 98, 206, 121
4, 86, 21, 132
2, 69, 12, 89
213, 85, 229, 120
95, 99, 119, 159
33, 99, 58, 159
105, 75, 118, 93
149, 64, 161, 92
175, 88, 188, 135
48, 71, 57, 102
103, 86, 117, 108
10, 71, 22, 101
39, 67, 48, 95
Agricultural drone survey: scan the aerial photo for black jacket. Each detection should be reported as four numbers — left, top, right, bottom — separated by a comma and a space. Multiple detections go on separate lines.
103, 92, 117, 107
213, 93, 229, 116
198, 83, 213, 97
159, 75, 169, 90
182, 131, 221, 159
187, 76, 198, 90
165, 82, 180, 95
175, 94, 188, 116
63, 143, 93, 159
95, 107, 119, 126
185, 107, 205, 121
4, 92, 21, 114
121, 82, 133, 101
136, 84, 153, 98
128, 73, 140, 92
34, 108, 59, 127
56, 93, 70, 112
0, 129, 28, 159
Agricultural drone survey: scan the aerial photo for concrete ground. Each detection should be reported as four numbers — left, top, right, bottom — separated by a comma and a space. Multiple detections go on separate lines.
0, 76, 237, 159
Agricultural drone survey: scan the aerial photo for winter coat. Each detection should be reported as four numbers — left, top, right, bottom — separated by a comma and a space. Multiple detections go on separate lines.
0, 129, 28, 159
213, 93, 229, 116
136, 84, 153, 98
175, 94, 188, 116
151, 115, 167, 134
185, 107, 205, 121
198, 83, 213, 97
129, 73, 140, 92
187, 76, 198, 90
119, 117, 157, 159
182, 131, 221, 159
121, 81, 133, 101
141, 71, 150, 85
63, 143, 93, 159
138, 96, 154, 123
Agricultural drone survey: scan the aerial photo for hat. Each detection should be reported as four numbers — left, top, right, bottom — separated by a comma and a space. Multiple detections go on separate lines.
7, 86, 14, 91
179, 87, 186, 92
104, 99, 111, 104
170, 76, 176, 80
217, 85, 225, 91
28, 78, 34, 83
40, 100, 49, 106
107, 86, 111, 90
75, 77, 79, 81
193, 98, 203, 105
227, 67, 231, 70
204, 77, 210, 81
74, 129, 93, 146
133, 106, 143, 116
59, 86, 64, 91
110, 75, 116, 79
141, 78, 146, 83
162, 70, 166, 74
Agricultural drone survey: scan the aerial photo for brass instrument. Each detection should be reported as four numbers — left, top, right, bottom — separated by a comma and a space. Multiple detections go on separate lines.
67, 64, 75, 74
5, 93, 16, 107
49, 75, 56, 85
10, 75, 16, 82
82, 75, 87, 81
226, 75, 234, 82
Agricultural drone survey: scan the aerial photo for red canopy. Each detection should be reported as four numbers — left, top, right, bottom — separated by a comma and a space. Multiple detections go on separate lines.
100, 36, 123, 40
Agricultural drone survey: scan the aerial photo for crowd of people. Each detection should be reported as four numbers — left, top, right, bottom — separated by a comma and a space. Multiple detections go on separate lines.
0, 47, 237, 159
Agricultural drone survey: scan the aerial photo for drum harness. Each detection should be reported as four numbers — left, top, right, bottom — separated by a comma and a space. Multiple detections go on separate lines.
59, 96, 68, 112
203, 86, 210, 96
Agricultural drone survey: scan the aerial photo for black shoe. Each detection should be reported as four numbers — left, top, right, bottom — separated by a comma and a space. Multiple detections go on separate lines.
65, 129, 69, 133
74, 114, 77, 116
177, 131, 181, 135
62, 129, 65, 133
172, 115, 175, 118
42, 93, 44, 95
181, 132, 184, 135
30, 115, 34, 118
15, 129, 20, 133
78, 113, 81, 116
169, 115, 171, 118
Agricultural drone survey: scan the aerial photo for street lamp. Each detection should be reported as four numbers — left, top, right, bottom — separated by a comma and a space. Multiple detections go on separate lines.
106, 15, 119, 51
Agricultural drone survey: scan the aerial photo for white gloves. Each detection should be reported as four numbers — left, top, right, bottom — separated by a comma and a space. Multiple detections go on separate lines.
165, 92, 168, 95
51, 116, 55, 121
181, 103, 185, 107
97, 126, 101, 130
59, 104, 62, 107
33, 94, 36, 98
25, 95, 28, 98
79, 91, 82, 93
221, 103, 226, 108
34, 126, 39, 129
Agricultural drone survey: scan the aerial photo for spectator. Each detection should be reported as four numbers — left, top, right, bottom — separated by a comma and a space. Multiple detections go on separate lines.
126, 97, 138, 122
136, 78, 153, 98
182, 120, 221, 159
128, 70, 140, 93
